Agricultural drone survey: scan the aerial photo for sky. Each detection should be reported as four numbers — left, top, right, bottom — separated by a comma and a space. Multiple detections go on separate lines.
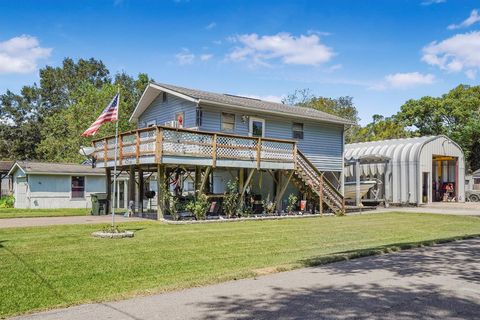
0, 0, 479, 124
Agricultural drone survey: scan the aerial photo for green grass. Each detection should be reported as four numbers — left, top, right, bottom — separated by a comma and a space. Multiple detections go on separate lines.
1, 212, 479, 317
0, 208, 90, 219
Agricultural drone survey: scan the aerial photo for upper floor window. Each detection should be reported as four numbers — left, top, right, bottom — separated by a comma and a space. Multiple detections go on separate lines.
71, 176, 85, 199
221, 113, 235, 132
292, 122, 304, 139
196, 108, 203, 127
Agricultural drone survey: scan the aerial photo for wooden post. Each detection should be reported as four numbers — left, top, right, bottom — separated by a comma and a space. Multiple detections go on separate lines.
136, 131, 140, 164
119, 134, 123, 166
275, 170, 294, 213
256, 138, 261, 169
195, 166, 201, 193
199, 166, 212, 194
212, 133, 217, 168
138, 167, 144, 213
157, 164, 165, 220
293, 143, 298, 169
103, 138, 108, 167
105, 168, 112, 215
238, 169, 255, 207
155, 127, 163, 163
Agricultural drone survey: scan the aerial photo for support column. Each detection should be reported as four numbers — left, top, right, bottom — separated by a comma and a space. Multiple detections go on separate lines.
275, 171, 282, 213
128, 166, 135, 211
355, 160, 361, 207
124, 180, 128, 209
157, 164, 166, 220
105, 168, 112, 215
138, 167, 144, 213
195, 166, 201, 193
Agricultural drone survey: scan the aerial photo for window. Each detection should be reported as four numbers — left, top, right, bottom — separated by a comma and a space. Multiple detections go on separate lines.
71, 176, 85, 199
196, 108, 203, 127
292, 122, 304, 139
221, 113, 235, 132
249, 117, 265, 137
175, 112, 184, 128
162, 92, 167, 103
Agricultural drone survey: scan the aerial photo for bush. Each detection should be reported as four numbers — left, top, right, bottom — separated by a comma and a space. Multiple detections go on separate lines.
223, 179, 239, 218
287, 194, 298, 214
186, 192, 209, 220
0, 196, 14, 208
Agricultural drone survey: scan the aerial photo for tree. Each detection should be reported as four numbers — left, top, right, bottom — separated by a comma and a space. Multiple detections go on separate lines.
36, 72, 150, 162
0, 57, 151, 162
352, 114, 411, 143
396, 85, 480, 171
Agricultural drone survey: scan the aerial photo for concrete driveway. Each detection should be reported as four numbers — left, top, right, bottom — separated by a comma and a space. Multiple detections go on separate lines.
12, 238, 480, 320
375, 202, 480, 216
0, 215, 143, 229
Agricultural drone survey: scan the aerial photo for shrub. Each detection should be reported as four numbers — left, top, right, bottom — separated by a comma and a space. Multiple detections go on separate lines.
261, 194, 276, 215
223, 179, 239, 218
287, 194, 298, 214
0, 196, 14, 208
186, 192, 209, 220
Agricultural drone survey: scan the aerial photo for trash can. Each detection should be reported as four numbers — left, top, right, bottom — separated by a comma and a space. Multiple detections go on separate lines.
91, 193, 109, 215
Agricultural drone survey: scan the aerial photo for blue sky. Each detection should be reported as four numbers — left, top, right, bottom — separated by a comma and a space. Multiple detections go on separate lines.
0, 0, 479, 124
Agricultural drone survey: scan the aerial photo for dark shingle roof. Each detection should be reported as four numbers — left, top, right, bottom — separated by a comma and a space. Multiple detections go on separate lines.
155, 82, 354, 125
12, 161, 105, 175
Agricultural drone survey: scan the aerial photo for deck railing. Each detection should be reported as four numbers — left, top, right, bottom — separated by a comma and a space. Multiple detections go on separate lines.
92, 126, 296, 168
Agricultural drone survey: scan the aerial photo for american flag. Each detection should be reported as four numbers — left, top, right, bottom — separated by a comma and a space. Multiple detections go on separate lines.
81, 94, 119, 137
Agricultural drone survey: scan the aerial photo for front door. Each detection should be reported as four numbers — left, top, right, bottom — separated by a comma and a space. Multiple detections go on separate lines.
249, 117, 265, 137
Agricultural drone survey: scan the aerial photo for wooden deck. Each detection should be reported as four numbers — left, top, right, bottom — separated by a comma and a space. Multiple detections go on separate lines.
92, 126, 297, 170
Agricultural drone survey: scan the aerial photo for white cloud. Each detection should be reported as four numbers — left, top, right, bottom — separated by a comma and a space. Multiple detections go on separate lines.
448, 9, 480, 30
205, 22, 216, 30
421, 0, 446, 5
175, 49, 195, 65
227, 32, 334, 66
422, 31, 480, 78
0, 35, 51, 74
370, 72, 435, 90
200, 54, 213, 61
465, 69, 477, 80
240, 94, 284, 103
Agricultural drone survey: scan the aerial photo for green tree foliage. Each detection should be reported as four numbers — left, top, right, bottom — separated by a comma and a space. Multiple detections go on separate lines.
352, 114, 410, 143
0, 58, 150, 162
397, 85, 480, 170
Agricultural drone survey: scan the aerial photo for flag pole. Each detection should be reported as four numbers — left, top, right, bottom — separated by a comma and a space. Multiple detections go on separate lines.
112, 87, 120, 228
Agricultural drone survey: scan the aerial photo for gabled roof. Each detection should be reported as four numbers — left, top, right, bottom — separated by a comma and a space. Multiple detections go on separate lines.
130, 82, 354, 125
8, 161, 106, 176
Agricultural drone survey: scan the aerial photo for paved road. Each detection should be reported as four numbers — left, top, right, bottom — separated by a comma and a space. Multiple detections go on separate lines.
0, 215, 143, 228
12, 238, 480, 320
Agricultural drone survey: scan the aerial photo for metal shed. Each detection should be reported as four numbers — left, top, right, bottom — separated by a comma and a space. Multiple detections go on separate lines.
345, 135, 465, 205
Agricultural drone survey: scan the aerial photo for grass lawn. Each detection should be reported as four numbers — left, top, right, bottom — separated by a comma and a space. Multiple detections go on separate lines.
0, 208, 90, 219
1, 212, 479, 317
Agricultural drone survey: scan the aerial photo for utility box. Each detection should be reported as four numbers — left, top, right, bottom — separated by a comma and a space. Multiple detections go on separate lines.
91, 193, 109, 215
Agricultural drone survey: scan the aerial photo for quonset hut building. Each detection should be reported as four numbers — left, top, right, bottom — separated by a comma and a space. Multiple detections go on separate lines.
345, 135, 465, 205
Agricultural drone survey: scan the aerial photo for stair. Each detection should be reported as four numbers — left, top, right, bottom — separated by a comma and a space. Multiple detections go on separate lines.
295, 150, 345, 215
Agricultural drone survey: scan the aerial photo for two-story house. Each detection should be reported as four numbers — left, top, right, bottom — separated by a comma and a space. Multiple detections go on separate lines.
92, 83, 353, 218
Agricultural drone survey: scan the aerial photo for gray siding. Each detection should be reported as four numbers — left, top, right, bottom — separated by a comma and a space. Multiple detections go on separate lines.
200, 105, 344, 172
138, 93, 197, 129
